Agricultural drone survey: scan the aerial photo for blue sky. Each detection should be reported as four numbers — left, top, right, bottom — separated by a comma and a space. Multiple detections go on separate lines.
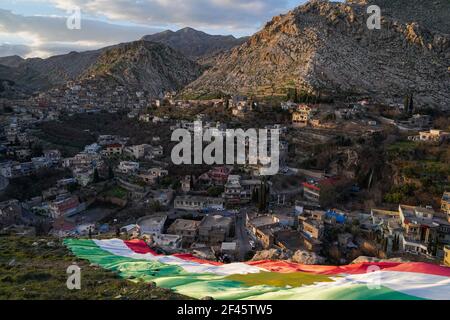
0, 0, 314, 58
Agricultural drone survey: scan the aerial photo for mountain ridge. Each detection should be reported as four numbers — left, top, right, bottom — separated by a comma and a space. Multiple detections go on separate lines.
182, 0, 450, 108
142, 27, 248, 61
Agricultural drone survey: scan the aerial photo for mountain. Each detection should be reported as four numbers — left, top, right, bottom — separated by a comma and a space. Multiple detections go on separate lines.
0, 49, 103, 93
183, 0, 450, 109
0, 40, 203, 96
142, 27, 248, 61
79, 40, 203, 96
0, 55, 25, 68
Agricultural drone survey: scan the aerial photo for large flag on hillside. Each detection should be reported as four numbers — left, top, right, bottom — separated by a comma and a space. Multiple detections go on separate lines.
64, 238, 450, 300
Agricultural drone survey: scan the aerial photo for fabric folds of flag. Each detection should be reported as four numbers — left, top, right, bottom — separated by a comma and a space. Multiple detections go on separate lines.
64, 238, 450, 300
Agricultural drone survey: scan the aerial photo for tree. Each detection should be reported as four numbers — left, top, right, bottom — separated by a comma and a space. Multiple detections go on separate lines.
257, 179, 270, 213
108, 166, 114, 180
408, 93, 414, 114
403, 95, 410, 114
93, 168, 100, 183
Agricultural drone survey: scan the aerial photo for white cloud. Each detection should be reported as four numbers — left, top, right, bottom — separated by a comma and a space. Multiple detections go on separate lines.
0, 8, 162, 57
49, 0, 290, 32
0, 0, 294, 58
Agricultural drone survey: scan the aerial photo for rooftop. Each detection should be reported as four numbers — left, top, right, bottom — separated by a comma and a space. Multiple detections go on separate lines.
168, 219, 200, 231
199, 215, 232, 230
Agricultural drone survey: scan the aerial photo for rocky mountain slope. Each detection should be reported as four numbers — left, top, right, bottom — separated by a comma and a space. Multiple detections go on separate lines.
0, 40, 203, 96
79, 40, 204, 96
142, 27, 248, 61
183, 0, 450, 109
0, 49, 103, 93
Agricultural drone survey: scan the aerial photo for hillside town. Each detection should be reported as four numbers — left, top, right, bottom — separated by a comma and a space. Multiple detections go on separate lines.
1, 88, 449, 268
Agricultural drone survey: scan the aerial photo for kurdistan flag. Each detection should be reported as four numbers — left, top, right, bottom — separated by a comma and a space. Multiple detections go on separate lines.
64, 238, 450, 300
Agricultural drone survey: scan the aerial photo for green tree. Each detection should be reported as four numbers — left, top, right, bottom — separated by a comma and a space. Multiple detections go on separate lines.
108, 166, 114, 180
93, 168, 100, 183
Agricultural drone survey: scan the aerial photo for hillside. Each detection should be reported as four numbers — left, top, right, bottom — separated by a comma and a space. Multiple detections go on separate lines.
0, 236, 188, 300
80, 40, 204, 96
142, 27, 248, 61
183, 0, 450, 109
0, 49, 103, 93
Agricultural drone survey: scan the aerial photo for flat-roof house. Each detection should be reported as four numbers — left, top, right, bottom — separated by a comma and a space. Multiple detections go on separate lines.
167, 219, 201, 247
174, 196, 224, 211
137, 215, 167, 236
198, 215, 233, 245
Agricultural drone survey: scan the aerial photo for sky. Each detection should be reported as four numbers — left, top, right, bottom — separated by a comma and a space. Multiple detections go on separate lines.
0, 0, 310, 58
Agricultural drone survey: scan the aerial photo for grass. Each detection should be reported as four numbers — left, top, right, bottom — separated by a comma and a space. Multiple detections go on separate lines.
103, 186, 128, 200
0, 236, 188, 300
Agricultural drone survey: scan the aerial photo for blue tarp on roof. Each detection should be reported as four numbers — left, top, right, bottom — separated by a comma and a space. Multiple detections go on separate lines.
326, 210, 346, 224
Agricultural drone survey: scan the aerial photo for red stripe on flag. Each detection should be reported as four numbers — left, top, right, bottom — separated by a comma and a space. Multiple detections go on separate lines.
124, 239, 159, 255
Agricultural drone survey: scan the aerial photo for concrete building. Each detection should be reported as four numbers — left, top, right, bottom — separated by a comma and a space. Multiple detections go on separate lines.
398, 205, 450, 256
418, 129, 449, 143
198, 215, 233, 245
137, 215, 167, 236
292, 104, 312, 127
224, 175, 261, 205
174, 196, 224, 211
167, 219, 201, 247
118, 161, 140, 174
49, 196, 85, 218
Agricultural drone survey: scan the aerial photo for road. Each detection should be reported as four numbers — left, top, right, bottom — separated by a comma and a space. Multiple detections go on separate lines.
235, 209, 252, 261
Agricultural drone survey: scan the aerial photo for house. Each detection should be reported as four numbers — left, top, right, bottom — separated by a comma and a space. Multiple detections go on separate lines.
118, 161, 140, 174
48, 196, 85, 218
120, 224, 140, 236
206, 166, 232, 185
442, 192, 450, 223
137, 215, 167, 236
275, 230, 303, 251
84, 143, 101, 154
299, 218, 324, 240
281, 101, 298, 111
43, 149, 61, 165
151, 234, 181, 249
302, 178, 339, 204
124, 144, 150, 159
73, 167, 93, 186
224, 175, 261, 205
174, 196, 224, 211
139, 114, 151, 123
143, 189, 173, 207
221, 242, 237, 259
139, 167, 168, 185
418, 129, 450, 143
198, 215, 233, 245
181, 175, 192, 193
103, 143, 124, 156
302, 181, 320, 203
292, 104, 312, 127
167, 219, 201, 247
247, 215, 280, 249
408, 114, 432, 128
398, 205, 450, 256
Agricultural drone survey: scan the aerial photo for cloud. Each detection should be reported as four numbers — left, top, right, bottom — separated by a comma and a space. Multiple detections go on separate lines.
0, 0, 295, 58
0, 43, 32, 57
0, 8, 162, 57
49, 0, 291, 32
